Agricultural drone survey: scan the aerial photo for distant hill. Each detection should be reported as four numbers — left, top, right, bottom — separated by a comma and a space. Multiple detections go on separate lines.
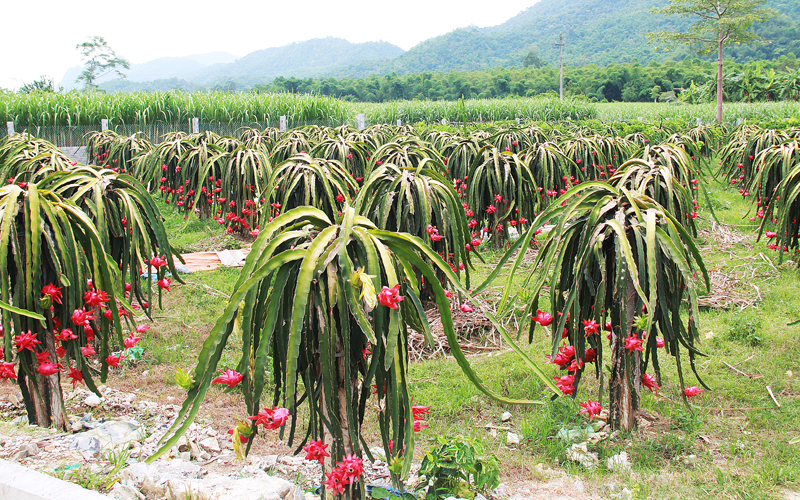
78, 0, 800, 92
330, 0, 800, 78
86, 38, 404, 92
59, 51, 238, 91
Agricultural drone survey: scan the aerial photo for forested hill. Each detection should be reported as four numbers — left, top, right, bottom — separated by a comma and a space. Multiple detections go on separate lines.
98, 38, 404, 92
96, 0, 800, 92
327, 0, 800, 79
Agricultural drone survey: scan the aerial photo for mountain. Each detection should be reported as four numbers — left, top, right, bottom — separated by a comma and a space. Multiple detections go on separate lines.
329, 0, 800, 78
59, 51, 238, 91
87, 38, 404, 92
192, 37, 404, 84
83, 0, 800, 92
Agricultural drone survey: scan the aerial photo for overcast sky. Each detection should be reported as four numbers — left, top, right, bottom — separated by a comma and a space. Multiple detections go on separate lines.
1, 0, 538, 90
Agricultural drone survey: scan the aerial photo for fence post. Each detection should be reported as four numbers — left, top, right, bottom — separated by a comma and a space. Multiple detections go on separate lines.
192, 117, 200, 133
397, 119, 402, 127
356, 114, 365, 131
101, 119, 108, 131
6, 122, 13, 137
279, 116, 287, 133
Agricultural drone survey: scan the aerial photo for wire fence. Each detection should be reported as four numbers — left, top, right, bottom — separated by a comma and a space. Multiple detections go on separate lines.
2, 119, 356, 147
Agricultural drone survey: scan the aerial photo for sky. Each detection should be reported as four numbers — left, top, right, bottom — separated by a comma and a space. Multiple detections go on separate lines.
1, 0, 538, 90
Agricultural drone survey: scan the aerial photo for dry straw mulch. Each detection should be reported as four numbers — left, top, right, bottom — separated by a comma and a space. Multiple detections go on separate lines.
407, 305, 505, 361
695, 222, 778, 310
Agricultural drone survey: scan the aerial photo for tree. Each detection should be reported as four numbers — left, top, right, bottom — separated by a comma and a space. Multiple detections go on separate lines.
647, 0, 775, 123
149, 206, 542, 498
492, 145, 709, 432
523, 50, 548, 69
0, 134, 180, 430
19, 76, 55, 93
75, 36, 130, 90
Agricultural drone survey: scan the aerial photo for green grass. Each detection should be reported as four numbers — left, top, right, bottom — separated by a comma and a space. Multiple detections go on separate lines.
4, 152, 798, 499
140, 173, 800, 499
595, 101, 800, 125
397, 168, 800, 499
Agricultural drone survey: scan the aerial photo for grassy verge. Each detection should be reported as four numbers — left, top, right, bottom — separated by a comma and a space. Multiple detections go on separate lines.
2, 173, 798, 500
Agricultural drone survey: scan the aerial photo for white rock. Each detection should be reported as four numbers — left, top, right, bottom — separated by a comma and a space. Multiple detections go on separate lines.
109, 482, 143, 500
68, 435, 101, 458
506, 432, 520, 446
18, 443, 39, 457
85, 393, 102, 407
588, 431, 609, 444
190, 440, 202, 458
199, 437, 221, 453
279, 455, 304, 466
501, 411, 512, 422
180, 451, 192, 462
606, 451, 631, 473
565, 442, 599, 469
610, 487, 633, 500
80, 420, 145, 449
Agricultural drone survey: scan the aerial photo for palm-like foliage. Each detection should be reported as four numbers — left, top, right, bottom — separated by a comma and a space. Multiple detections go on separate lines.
148, 207, 540, 496
494, 182, 709, 430
169, 139, 226, 216
424, 130, 457, 151
560, 135, 628, 181
354, 164, 475, 291
133, 131, 193, 193
524, 141, 575, 204
718, 126, 787, 193
238, 127, 280, 150
439, 135, 482, 182
104, 131, 152, 174
466, 148, 540, 246
212, 145, 272, 233
370, 139, 445, 176
608, 145, 699, 233
487, 128, 531, 155
312, 135, 371, 180
751, 139, 800, 228
1, 168, 180, 430
84, 130, 116, 167
759, 159, 800, 263
270, 130, 313, 165
267, 153, 354, 221
0, 133, 76, 182
346, 125, 393, 153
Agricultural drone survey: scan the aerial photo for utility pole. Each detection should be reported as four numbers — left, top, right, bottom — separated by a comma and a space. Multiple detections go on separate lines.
555, 34, 564, 101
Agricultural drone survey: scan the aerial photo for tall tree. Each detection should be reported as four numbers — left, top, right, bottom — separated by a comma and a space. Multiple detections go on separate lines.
19, 75, 55, 93
75, 36, 130, 91
647, 0, 774, 123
